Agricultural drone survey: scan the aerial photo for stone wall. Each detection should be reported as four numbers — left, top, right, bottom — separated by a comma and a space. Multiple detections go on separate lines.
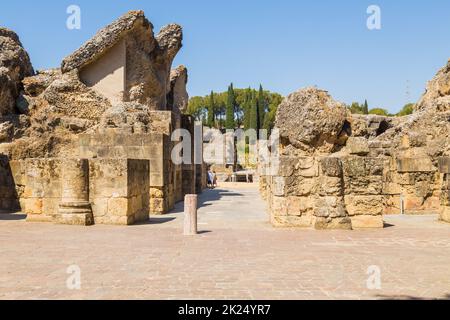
20, 157, 149, 225
89, 159, 149, 225
439, 157, 450, 223
79, 129, 170, 215
0, 156, 23, 211
268, 154, 384, 230
261, 80, 450, 230
22, 158, 62, 222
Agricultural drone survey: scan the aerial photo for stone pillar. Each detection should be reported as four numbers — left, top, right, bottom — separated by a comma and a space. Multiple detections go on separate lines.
184, 195, 198, 235
439, 157, 450, 223
56, 159, 93, 226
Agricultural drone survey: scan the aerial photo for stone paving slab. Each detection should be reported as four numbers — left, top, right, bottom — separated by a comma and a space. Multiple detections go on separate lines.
1, 183, 450, 300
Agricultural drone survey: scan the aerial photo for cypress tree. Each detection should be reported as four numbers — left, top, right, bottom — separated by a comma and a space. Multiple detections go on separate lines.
243, 88, 251, 130
225, 84, 236, 129
258, 84, 266, 129
207, 91, 215, 128
363, 99, 369, 115
249, 91, 258, 131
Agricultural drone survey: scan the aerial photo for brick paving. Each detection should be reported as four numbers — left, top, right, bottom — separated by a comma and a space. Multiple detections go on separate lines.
1, 182, 450, 300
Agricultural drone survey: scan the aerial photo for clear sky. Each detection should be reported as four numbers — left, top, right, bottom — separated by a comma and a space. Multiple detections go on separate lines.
1, 0, 450, 113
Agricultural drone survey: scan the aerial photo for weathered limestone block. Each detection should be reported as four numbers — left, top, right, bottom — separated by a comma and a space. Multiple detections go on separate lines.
270, 195, 313, 227
439, 159, 450, 222
396, 157, 435, 173
286, 176, 318, 197
89, 159, 149, 225
439, 157, 450, 174
342, 157, 384, 195
271, 215, 313, 228
314, 196, 347, 219
318, 176, 343, 196
313, 217, 352, 230
347, 137, 369, 155
319, 157, 342, 177
344, 195, 384, 217
150, 187, 166, 214
56, 159, 93, 226
275, 87, 348, 153
350, 216, 384, 229
23, 158, 62, 222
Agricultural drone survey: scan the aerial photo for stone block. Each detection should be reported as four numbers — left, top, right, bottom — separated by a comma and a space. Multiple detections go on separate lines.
384, 195, 401, 215
314, 196, 347, 218
347, 137, 369, 155
313, 217, 352, 230
318, 176, 343, 196
107, 198, 129, 216
273, 177, 286, 197
342, 157, 366, 177
344, 195, 384, 216
439, 158, 450, 174
397, 157, 435, 173
351, 215, 384, 229
271, 215, 312, 228
271, 196, 288, 216
286, 196, 314, 217
320, 157, 342, 177
383, 182, 401, 195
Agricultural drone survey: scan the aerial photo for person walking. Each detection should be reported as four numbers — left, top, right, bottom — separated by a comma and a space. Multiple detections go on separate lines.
207, 169, 214, 189
212, 170, 218, 188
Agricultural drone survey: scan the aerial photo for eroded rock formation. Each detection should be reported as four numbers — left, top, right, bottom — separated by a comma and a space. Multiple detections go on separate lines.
0, 28, 34, 116
0, 11, 205, 224
263, 58, 450, 229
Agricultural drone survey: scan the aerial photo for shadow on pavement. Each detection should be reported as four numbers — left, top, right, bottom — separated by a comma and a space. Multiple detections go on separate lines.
0, 213, 27, 221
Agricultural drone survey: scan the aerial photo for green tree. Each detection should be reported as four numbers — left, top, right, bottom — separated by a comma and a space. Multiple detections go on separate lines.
257, 85, 266, 129
225, 83, 236, 129
348, 102, 364, 114
263, 93, 283, 134
243, 88, 252, 130
369, 108, 389, 116
363, 100, 369, 115
397, 103, 415, 116
249, 91, 258, 130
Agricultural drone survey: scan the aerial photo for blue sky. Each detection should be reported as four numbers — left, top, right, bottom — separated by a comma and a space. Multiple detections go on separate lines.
1, 0, 450, 113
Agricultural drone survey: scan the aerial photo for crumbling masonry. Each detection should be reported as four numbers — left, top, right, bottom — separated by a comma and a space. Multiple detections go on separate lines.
0, 11, 206, 225
260, 60, 450, 229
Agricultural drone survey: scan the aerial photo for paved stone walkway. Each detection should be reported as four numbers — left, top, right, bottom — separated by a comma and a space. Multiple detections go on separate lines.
1, 182, 450, 300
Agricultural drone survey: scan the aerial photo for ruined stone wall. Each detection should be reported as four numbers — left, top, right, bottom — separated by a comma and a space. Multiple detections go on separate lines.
0, 156, 23, 211
89, 159, 149, 225
22, 158, 62, 222
440, 158, 450, 222
79, 129, 170, 215
19, 157, 149, 225
268, 154, 384, 230
263, 81, 449, 230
